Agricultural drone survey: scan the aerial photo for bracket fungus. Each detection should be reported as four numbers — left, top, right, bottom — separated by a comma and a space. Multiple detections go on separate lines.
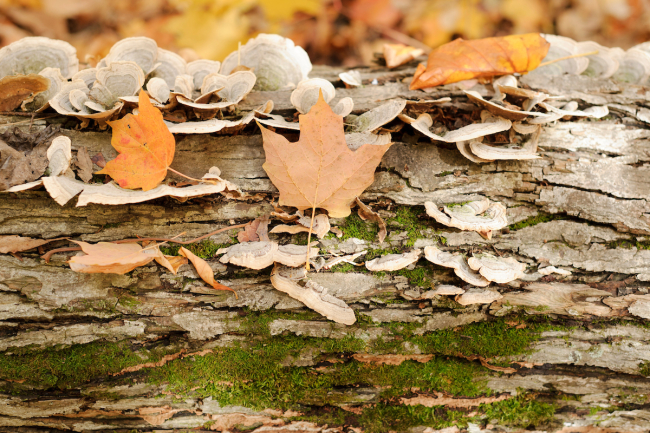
220, 34, 312, 91
101, 37, 158, 74
27, 67, 66, 112
219, 241, 318, 269
464, 90, 549, 122
175, 70, 256, 117
455, 288, 503, 306
467, 128, 542, 161
0, 37, 78, 79
339, 70, 362, 87
533, 34, 589, 76
422, 285, 465, 297
219, 241, 278, 270
164, 110, 257, 134
616, 51, 649, 83
270, 264, 356, 325
187, 59, 222, 90
456, 140, 494, 164
423, 246, 490, 287
348, 99, 406, 132
365, 249, 421, 271
290, 78, 354, 117
522, 35, 650, 85
467, 253, 526, 284
46, 136, 72, 177
149, 48, 187, 88
400, 110, 511, 143
577, 41, 619, 79
270, 213, 331, 239
145, 77, 171, 105
425, 198, 507, 239
39, 167, 239, 207
51, 61, 144, 125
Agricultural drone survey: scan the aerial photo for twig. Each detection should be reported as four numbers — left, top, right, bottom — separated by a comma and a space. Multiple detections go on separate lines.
0, 115, 62, 127
305, 207, 316, 271
0, 111, 60, 117
41, 223, 247, 262
538, 51, 598, 68
166, 167, 205, 184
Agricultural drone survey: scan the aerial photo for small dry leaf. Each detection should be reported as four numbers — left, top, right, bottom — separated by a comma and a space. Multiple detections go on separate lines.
356, 198, 386, 243
91, 152, 106, 168
0, 74, 50, 111
179, 246, 235, 294
383, 44, 425, 68
238, 219, 261, 242
74, 146, 94, 183
0, 136, 49, 191
0, 235, 67, 254
154, 254, 187, 274
256, 214, 270, 241
68, 241, 159, 274
410, 34, 550, 90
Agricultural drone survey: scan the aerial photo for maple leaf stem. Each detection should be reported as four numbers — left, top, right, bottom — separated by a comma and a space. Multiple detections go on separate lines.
166, 167, 205, 183
538, 50, 598, 68
305, 206, 316, 271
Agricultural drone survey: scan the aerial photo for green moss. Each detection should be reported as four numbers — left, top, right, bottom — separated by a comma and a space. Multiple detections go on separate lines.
0, 341, 175, 389
482, 395, 555, 428
141, 314, 571, 432
238, 309, 322, 337
118, 295, 141, 309
607, 238, 650, 250
509, 213, 566, 231
160, 239, 234, 259
435, 171, 454, 177
393, 264, 434, 288
339, 212, 379, 242
370, 315, 559, 364
386, 206, 428, 247
639, 361, 650, 376
149, 342, 486, 410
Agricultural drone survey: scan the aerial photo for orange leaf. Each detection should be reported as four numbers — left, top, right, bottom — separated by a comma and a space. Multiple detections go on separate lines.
178, 247, 235, 294
97, 91, 175, 191
258, 91, 392, 218
410, 33, 550, 90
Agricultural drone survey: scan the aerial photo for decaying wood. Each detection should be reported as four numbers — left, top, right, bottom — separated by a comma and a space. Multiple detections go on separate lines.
1, 65, 650, 433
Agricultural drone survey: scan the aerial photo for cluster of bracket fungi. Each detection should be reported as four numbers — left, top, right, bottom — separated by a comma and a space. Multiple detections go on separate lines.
1, 32, 630, 324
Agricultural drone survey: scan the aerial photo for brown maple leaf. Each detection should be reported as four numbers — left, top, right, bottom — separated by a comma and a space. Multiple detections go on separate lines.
259, 91, 392, 219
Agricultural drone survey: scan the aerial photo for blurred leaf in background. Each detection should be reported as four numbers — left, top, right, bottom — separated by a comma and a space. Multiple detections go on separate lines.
1, 0, 649, 66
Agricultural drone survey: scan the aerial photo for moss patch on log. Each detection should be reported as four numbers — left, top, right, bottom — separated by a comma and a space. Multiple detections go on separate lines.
0, 340, 178, 389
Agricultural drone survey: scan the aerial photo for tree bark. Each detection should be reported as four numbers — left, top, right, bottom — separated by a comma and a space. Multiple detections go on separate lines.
1, 66, 650, 433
